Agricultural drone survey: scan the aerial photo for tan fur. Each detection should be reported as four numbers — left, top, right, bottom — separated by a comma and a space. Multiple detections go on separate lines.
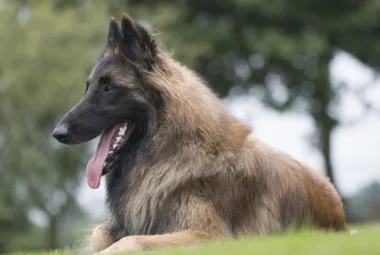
84, 16, 346, 254
91, 224, 114, 252
114, 46, 121, 56
96, 231, 212, 254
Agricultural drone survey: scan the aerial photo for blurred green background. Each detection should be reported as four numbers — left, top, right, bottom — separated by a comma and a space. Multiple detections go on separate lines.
0, 0, 379, 252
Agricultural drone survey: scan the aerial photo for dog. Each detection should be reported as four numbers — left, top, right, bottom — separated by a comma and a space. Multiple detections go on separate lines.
52, 14, 346, 254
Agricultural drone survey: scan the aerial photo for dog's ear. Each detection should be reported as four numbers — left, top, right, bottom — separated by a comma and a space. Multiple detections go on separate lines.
119, 13, 157, 70
107, 17, 121, 48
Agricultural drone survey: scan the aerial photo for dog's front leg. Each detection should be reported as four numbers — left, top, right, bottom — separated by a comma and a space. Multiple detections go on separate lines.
94, 197, 231, 254
95, 230, 213, 254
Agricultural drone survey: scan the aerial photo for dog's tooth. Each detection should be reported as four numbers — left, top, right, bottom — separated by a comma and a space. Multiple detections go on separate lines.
116, 136, 121, 142
113, 144, 117, 149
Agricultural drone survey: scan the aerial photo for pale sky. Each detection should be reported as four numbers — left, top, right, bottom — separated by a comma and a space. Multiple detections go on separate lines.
77, 51, 380, 219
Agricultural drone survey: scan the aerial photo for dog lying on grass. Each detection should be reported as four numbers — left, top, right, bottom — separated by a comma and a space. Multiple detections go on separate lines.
53, 14, 346, 254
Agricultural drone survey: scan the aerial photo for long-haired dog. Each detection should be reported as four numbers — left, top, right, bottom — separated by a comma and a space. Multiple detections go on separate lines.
53, 14, 346, 254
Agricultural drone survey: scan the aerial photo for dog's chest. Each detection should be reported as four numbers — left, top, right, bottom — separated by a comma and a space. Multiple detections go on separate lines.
106, 169, 178, 238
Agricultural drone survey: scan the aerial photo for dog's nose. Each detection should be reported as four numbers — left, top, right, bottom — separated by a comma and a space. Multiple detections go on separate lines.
52, 124, 70, 143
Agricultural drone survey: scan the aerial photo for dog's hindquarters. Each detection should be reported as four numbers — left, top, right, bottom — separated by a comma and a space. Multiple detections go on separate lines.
241, 141, 347, 233
304, 165, 347, 231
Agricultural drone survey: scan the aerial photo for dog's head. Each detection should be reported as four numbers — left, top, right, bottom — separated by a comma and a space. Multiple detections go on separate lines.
52, 14, 163, 189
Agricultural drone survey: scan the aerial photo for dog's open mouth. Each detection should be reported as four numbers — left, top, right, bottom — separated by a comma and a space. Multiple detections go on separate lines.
86, 120, 133, 189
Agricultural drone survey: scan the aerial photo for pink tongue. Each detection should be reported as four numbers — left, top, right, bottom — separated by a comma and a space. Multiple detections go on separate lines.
86, 124, 121, 189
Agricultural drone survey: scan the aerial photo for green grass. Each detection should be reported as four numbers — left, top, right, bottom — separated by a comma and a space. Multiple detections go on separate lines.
12, 224, 380, 255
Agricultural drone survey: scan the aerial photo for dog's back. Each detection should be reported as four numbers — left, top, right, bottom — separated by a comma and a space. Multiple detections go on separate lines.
230, 139, 346, 235
203, 136, 346, 235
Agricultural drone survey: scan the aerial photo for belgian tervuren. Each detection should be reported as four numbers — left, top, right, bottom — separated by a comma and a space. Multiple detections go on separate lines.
52, 14, 346, 254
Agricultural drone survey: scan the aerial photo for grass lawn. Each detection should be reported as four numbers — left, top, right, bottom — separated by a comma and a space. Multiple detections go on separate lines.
12, 224, 380, 255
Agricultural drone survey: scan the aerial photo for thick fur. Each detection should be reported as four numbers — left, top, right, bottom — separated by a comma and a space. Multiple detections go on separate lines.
77, 14, 346, 254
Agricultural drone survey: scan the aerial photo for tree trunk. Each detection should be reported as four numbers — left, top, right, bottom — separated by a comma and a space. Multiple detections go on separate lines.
47, 214, 59, 249
320, 125, 338, 190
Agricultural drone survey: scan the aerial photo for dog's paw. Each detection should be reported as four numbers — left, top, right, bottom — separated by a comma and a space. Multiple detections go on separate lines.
94, 237, 139, 254
91, 224, 114, 252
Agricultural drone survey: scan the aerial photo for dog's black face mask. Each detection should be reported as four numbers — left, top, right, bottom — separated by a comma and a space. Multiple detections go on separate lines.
53, 58, 143, 145
52, 14, 159, 189
52, 57, 151, 189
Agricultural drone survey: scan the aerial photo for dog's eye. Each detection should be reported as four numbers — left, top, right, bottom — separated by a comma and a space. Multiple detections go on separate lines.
104, 85, 113, 92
